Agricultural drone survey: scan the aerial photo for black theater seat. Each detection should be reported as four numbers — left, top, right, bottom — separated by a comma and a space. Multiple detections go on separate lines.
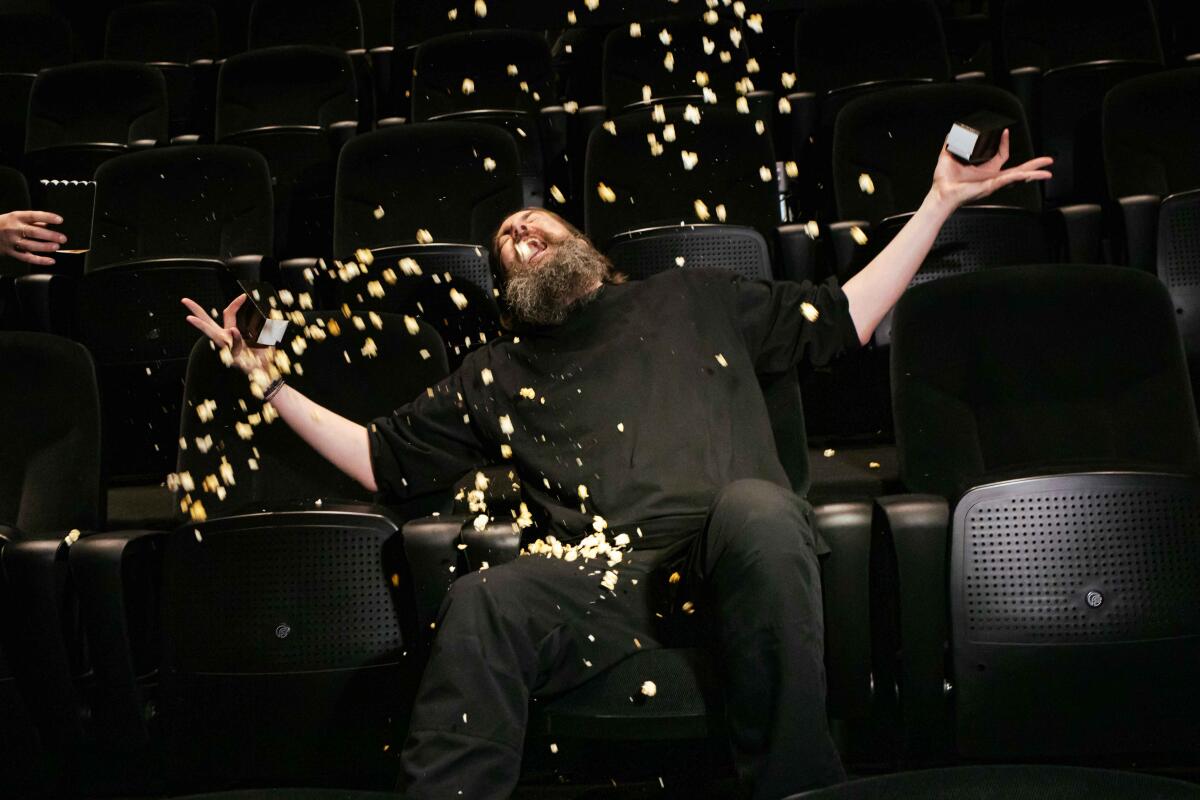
104, 1, 221, 140
0, 11, 72, 169
875, 264, 1200, 763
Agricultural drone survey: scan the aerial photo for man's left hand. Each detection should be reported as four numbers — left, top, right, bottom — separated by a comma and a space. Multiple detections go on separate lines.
931, 129, 1054, 210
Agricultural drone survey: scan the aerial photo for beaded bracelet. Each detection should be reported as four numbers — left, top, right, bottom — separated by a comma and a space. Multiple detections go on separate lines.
263, 377, 286, 401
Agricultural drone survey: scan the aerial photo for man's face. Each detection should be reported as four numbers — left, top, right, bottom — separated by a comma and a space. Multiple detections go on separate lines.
494, 209, 576, 279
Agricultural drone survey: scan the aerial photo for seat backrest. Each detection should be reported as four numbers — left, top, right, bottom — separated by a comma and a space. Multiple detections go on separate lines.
216, 45, 358, 137
86, 146, 273, 271
411, 29, 554, 121
833, 82, 1040, 222
0, 166, 29, 277
891, 264, 1200, 498
0, 11, 72, 74
999, 0, 1163, 71
247, 0, 364, 50
334, 121, 523, 257
103, 2, 219, 64
25, 62, 168, 153
794, 0, 950, 94
602, 17, 752, 111
584, 104, 778, 249
0, 332, 101, 534
1103, 67, 1200, 200
175, 312, 450, 520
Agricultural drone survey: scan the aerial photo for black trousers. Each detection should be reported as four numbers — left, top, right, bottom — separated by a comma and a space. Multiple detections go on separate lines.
399, 479, 846, 798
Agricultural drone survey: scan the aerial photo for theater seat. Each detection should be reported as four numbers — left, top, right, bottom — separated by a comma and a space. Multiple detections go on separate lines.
0, 11, 73, 168
332, 122, 519, 367
786, 765, 1200, 799
875, 264, 1200, 762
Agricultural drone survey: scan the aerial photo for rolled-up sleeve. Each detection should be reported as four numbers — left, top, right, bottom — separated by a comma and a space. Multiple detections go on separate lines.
734, 275, 862, 372
367, 372, 490, 501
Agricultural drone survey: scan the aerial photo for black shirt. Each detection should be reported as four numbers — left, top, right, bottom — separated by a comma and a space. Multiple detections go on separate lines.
368, 268, 860, 545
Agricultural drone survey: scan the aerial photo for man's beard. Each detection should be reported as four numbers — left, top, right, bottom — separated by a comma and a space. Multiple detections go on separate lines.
504, 236, 610, 326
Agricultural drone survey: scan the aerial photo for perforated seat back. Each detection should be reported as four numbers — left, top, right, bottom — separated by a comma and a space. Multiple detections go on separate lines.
334, 122, 523, 256
1156, 189, 1200, 358
585, 105, 778, 249
950, 472, 1200, 757
606, 225, 771, 281
411, 30, 554, 122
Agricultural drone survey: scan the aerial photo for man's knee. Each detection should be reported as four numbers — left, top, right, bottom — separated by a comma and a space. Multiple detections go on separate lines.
709, 479, 817, 558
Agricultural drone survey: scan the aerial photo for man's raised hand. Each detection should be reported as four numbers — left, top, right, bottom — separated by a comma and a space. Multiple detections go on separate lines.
181, 294, 275, 377
0, 211, 67, 267
930, 129, 1054, 210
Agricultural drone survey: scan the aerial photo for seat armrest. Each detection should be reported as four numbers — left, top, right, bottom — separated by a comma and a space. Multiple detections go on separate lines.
460, 521, 522, 572
377, 116, 407, 128
327, 119, 357, 149
14, 272, 75, 335
277, 256, 321, 294
1007, 67, 1042, 137
872, 494, 951, 759
954, 71, 988, 83
784, 91, 817, 159
1116, 194, 1161, 271
68, 529, 165, 749
815, 500, 875, 720
401, 515, 469, 633
1051, 203, 1104, 264
828, 220, 872, 282
775, 222, 820, 283
169, 134, 203, 145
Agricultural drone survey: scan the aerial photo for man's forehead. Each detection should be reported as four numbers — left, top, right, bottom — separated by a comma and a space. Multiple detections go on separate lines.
501, 209, 540, 228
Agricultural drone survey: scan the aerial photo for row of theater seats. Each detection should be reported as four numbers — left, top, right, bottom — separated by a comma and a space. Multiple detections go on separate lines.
1, 260, 1198, 798
5, 64, 1199, 486
1, 0, 1197, 254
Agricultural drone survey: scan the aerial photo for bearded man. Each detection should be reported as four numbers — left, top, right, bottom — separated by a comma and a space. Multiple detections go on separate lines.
182, 132, 1051, 799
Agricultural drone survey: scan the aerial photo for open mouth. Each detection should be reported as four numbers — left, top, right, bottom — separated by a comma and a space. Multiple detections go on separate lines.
516, 238, 548, 266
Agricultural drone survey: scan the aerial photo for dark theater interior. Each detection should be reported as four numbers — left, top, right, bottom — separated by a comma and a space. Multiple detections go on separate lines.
1, 0, 1199, 798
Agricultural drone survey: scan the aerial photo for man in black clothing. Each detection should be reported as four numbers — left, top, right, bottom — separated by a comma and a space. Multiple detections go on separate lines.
182, 132, 1052, 798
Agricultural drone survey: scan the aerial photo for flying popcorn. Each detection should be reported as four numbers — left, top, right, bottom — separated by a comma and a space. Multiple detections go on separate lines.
746, 13, 762, 32
461, 77, 475, 95
566, 9, 576, 23
578, 484, 589, 500
702, 86, 717, 104
447, 8, 457, 19
473, 0, 486, 17
659, 28, 671, 45
629, 22, 641, 37
759, 165, 773, 182
778, 96, 792, 114
746, 58, 760, 73
499, 415, 514, 435
602, 120, 617, 135
716, 203, 727, 221
481, 368, 494, 385
663, 51, 674, 72
597, 182, 617, 202
550, 184, 566, 203
641, 680, 657, 697
450, 288, 469, 310
642, 84, 653, 102
782, 72, 796, 89
500, 443, 513, 459
694, 198, 710, 220
785, 161, 799, 178
675, 256, 686, 267
617, 422, 625, 432
858, 173, 876, 195
805, 220, 820, 239
735, 96, 749, 114
729, 27, 742, 47
850, 225, 869, 245
720, 50, 732, 63
563, 100, 579, 114
506, 63, 518, 76
592, 515, 608, 532
483, 157, 496, 172
662, 123, 676, 141
416, 229, 433, 244
715, 353, 728, 367
694, 70, 708, 87
681, 150, 699, 170
733, 0, 746, 16
474, 514, 488, 531
369, 311, 383, 330
519, 387, 536, 399
236, 422, 254, 440
601, 570, 618, 591
403, 315, 420, 335
196, 399, 217, 422
703, 9, 718, 24
651, 104, 666, 123
800, 302, 819, 322
703, 36, 715, 54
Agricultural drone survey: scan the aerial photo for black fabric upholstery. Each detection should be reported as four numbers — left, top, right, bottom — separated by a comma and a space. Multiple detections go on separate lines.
0, 11, 72, 74
247, 0, 364, 50
86, 145, 273, 271
0, 332, 101, 535
216, 46, 358, 136
1103, 67, 1200, 200
794, 0, 950, 94
584, 104, 778, 249
334, 122, 523, 256
602, 18, 751, 110
104, 2, 219, 64
789, 765, 1200, 799
833, 83, 1040, 222
411, 29, 553, 122
891, 264, 1200, 499
25, 61, 168, 152
999, 0, 1163, 71
175, 313, 449, 521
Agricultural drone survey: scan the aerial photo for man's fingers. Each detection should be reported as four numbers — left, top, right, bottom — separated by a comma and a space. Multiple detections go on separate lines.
11, 249, 55, 267
14, 210, 64, 227
221, 293, 249, 330
1009, 156, 1054, 173
16, 237, 59, 253
21, 224, 67, 244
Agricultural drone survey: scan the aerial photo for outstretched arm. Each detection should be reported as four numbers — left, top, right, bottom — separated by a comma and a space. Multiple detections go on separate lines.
842, 129, 1054, 345
181, 295, 378, 492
